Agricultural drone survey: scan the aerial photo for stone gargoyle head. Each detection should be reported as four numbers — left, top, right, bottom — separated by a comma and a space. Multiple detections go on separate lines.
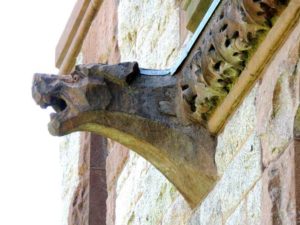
32, 62, 138, 136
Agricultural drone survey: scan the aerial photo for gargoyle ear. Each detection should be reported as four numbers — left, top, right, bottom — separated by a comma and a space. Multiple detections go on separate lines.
73, 64, 89, 77
89, 62, 139, 87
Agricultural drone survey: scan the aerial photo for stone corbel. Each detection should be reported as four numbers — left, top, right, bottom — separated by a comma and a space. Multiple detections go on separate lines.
32, 62, 217, 207
32, 0, 296, 207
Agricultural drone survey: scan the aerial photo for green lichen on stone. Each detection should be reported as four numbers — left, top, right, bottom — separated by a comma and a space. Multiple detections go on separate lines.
156, 182, 179, 203
127, 212, 135, 225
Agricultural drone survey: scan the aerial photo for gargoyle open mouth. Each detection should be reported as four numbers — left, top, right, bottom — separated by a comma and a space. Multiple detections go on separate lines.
43, 95, 68, 119
50, 96, 67, 112
32, 73, 73, 124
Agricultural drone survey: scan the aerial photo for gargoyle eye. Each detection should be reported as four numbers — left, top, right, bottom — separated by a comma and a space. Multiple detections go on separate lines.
72, 74, 81, 82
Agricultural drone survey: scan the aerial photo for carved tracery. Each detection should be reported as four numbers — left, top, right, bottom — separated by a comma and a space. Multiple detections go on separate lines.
181, 0, 288, 122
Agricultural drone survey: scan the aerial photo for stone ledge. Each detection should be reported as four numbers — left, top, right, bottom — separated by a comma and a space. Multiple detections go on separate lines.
55, 0, 103, 74
183, 0, 213, 32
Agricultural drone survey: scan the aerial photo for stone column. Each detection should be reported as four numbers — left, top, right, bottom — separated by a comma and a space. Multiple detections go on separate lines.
80, 0, 128, 225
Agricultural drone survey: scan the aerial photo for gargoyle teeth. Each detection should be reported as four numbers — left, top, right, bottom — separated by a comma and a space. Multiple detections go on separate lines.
50, 112, 56, 120
40, 103, 50, 109
39, 95, 52, 109
52, 104, 63, 113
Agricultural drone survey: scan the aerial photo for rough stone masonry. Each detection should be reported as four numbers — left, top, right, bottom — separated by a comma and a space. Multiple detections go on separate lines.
32, 0, 300, 224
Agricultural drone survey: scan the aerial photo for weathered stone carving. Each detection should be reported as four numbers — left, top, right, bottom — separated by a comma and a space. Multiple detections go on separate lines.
181, 0, 288, 123
32, 0, 291, 207
32, 62, 217, 207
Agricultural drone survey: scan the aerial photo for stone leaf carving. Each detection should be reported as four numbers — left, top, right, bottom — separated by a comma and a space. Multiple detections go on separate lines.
181, 0, 288, 122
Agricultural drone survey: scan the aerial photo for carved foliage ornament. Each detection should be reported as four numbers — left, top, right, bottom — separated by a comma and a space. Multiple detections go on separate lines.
181, 0, 288, 122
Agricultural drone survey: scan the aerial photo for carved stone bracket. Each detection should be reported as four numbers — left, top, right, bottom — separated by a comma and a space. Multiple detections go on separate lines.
32, 62, 217, 207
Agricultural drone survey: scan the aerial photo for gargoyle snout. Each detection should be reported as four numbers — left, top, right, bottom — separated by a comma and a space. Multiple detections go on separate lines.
32, 73, 59, 108
32, 73, 45, 107
33, 73, 58, 87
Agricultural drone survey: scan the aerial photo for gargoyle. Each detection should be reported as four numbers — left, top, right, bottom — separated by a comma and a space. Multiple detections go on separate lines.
32, 62, 217, 207
32, 0, 289, 207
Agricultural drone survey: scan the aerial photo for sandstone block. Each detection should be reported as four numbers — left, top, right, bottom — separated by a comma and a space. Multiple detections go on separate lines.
161, 195, 192, 225
59, 132, 81, 225
118, 0, 181, 68
218, 133, 262, 219
215, 85, 258, 175
225, 200, 246, 225
115, 152, 178, 225
187, 133, 262, 225
106, 140, 129, 192
246, 179, 262, 225
262, 144, 296, 225
256, 21, 300, 166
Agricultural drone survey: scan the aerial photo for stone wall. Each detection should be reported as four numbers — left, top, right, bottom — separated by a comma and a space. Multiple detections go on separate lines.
114, 1, 192, 224
60, 132, 81, 225
118, 0, 182, 69
59, 1, 300, 224
188, 85, 262, 224
113, 1, 300, 225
